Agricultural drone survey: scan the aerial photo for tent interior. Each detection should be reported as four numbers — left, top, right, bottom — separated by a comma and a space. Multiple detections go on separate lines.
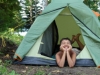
38, 7, 85, 57
55, 7, 85, 46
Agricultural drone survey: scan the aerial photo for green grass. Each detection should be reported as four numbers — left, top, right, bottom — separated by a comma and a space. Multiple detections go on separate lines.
0, 30, 24, 46
0, 31, 23, 75
34, 70, 46, 75
0, 60, 20, 75
0, 66, 20, 75
8, 33, 23, 45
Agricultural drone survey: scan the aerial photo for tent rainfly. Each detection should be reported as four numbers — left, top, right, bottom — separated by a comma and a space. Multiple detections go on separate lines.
13, 0, 100, 68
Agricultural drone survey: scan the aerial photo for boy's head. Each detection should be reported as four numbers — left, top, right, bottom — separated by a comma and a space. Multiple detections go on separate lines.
60, 37, 72, 46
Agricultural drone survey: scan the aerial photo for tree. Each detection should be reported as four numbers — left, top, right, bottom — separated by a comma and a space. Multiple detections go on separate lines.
0, 0, 22, 32
19, 0, 52, 29
39, 0, 51, 10
83, 0, 99, 11
0, 0, 25, 51
83, 0, 100, 20
20, 0, 42, 29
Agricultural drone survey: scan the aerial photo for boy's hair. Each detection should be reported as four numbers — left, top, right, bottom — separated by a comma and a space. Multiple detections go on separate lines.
60, 37, 72, 45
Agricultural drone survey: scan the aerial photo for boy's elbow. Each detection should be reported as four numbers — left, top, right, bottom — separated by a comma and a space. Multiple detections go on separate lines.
58, 64, 64, 68
69, 64, 74, 68
59, 65, 64, 68
69, 65, 74, 68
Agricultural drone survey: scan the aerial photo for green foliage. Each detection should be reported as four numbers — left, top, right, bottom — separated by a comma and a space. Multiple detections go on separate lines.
7, 32, 23, 45
25, 0, 35, 6
20, 0, 42, 29
0, 65, 7, 75
83, 0, 99, 11
0, 0, 24, 32
48, 0, 51, 3
0, 59, 20, 75
9, 70, 20, 75
0, 65, 20, 75
84, 0, 100, 21
0, 28, 23, 46
34, 70, 46, 75
3, 60, 12, 67
0, 59, 12, 67
0, 29, 23, 53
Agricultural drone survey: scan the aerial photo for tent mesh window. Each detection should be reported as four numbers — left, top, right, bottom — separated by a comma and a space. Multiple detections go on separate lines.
38, 21, 59, 57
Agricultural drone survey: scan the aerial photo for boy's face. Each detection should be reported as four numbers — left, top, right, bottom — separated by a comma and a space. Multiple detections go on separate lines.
60, 39, 72, 49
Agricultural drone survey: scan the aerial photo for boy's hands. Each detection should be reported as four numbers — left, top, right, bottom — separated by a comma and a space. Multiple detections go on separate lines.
66, 45, 72, 52
60, 45, 67, 52
60, 44, 72, 52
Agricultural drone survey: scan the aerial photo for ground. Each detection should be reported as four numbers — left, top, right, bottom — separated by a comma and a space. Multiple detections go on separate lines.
0, 40, 100, 75
8, 65, 100, 75
2, 51, 100, 75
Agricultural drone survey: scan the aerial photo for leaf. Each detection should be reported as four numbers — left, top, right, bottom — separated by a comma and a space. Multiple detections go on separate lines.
9, 70, 15, 75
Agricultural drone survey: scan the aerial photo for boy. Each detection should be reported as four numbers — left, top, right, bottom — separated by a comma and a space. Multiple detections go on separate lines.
56, 38, 76, 68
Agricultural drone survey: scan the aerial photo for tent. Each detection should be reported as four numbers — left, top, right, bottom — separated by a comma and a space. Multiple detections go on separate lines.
13, 0, 100, 67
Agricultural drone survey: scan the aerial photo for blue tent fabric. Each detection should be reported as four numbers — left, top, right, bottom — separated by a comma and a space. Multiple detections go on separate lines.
13, 57, 96, 67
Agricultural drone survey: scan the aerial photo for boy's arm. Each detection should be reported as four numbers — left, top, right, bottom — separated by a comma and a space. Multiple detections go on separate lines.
56, 51, 66, 68
67, 50, 76, 68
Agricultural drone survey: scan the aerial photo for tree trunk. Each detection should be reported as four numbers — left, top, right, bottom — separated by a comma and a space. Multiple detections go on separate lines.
29, 0, 33, 24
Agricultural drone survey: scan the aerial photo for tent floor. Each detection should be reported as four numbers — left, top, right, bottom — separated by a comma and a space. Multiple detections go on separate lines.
13, 56, 96, 67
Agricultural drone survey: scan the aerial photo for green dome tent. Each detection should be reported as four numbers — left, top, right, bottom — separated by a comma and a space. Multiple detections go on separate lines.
13, 0, 100, 67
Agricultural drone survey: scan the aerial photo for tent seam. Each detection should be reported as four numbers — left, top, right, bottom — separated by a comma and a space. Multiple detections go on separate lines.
70, 11, 100, 40
39, 6, 66, 16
